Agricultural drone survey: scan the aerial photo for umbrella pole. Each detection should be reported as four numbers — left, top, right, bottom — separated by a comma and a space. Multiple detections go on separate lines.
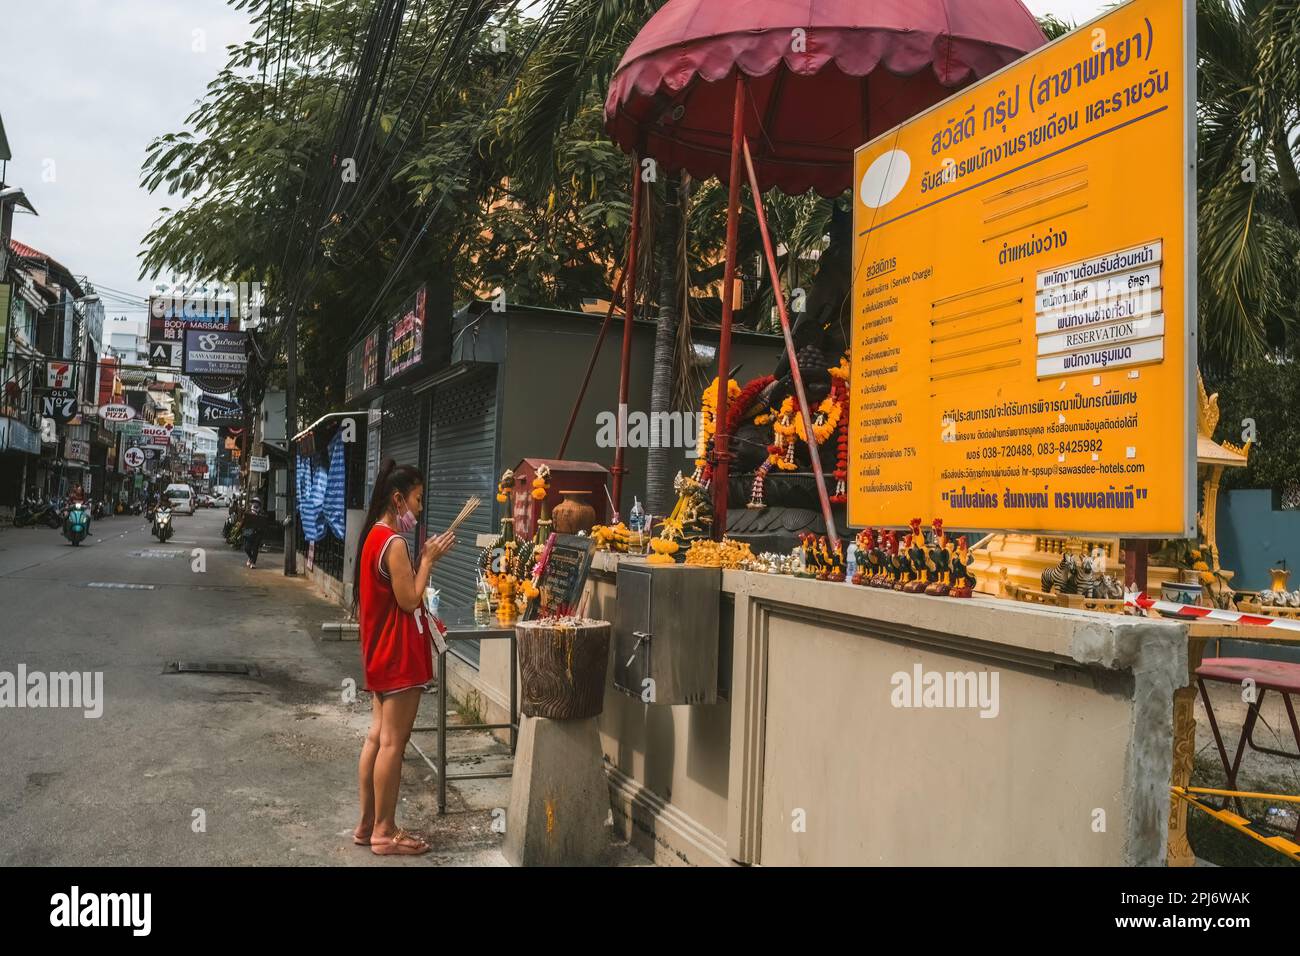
741, 137, 840, 553
611, 160, 643, 517
710, 74, 746, 539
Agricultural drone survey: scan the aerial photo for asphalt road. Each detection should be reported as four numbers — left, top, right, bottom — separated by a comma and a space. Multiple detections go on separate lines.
0, 508, 507, 866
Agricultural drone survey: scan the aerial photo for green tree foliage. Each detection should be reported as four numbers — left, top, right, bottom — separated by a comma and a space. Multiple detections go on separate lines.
1206, 358, 1300, 500
1197, 0, 1300, 364
140, 0, 634, 419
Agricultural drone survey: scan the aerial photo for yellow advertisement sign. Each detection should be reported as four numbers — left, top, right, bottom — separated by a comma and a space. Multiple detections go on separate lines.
850, 0, 1194, 537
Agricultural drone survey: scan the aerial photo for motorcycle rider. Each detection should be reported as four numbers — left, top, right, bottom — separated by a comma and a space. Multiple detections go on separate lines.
68, 483, 89, 531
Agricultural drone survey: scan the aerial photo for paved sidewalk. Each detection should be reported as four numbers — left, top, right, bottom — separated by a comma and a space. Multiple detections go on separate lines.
0, 509, 644, 866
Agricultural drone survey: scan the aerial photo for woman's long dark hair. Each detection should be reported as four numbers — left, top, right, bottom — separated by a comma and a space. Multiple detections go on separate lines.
353, 458, 424, 610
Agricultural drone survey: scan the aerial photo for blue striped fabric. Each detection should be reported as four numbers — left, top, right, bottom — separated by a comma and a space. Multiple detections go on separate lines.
321, 433, 346, 539
297, 452, 326, 543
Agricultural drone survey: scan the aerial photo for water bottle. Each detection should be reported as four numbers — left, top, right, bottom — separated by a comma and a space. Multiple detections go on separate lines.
629, 497, 645, 533
845, 542, 858, 582
473, 577, 491, 625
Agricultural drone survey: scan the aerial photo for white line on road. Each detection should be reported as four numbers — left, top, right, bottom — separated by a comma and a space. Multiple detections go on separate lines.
87, 582, 156, 590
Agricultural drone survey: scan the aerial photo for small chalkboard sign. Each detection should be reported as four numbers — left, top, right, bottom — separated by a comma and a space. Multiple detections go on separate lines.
527, 533, 596, 620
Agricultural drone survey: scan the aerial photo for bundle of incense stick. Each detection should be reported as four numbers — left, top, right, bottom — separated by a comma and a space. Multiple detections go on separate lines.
444, 496, 481, 535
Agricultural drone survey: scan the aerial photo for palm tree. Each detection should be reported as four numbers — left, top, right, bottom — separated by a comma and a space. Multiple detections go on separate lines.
1197, 0, 1300, 362
509, 0, 698, 513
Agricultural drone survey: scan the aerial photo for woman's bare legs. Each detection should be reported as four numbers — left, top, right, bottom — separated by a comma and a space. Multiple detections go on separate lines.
355, 691, 382, 842
371, 686, 424, 847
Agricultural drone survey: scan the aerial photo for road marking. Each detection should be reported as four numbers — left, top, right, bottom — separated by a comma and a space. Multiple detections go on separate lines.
87, 582, 156, 590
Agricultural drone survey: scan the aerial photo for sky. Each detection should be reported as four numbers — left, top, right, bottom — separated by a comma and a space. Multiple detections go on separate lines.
0, 0, 1108, 323
0, 0, 254, 321
1023, 0, 1112, 25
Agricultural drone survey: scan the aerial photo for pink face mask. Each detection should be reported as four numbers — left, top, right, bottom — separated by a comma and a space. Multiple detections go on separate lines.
396, 507, 417, 533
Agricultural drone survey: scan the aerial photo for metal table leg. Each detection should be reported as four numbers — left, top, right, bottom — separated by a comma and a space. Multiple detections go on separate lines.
510, 629, 518, 754
438, 647, 447, 815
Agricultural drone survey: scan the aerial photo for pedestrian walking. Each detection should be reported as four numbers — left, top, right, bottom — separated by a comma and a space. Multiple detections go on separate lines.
241, 499, 265, 568
352, 459, 455, 856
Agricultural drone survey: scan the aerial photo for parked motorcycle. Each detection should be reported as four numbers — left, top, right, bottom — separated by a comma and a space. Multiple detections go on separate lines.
63, 502, 91, 546
92, 500, 106, 520
13, 496, 53, 528
153, 507, 174, 543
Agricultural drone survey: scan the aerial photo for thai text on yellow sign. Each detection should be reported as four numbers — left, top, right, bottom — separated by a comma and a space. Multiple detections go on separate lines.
850, 0, 1195, 537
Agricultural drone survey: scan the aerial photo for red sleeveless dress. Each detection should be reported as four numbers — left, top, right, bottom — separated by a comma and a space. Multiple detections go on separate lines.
358, 523, 433, 693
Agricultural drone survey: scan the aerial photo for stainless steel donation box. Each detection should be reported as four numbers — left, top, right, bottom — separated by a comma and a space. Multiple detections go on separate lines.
613, 563, 721, 705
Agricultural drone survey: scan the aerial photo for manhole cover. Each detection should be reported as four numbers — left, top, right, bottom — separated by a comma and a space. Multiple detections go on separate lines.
163, 661, 261, 677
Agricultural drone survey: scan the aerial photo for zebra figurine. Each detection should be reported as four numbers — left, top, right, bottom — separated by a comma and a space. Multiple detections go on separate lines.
1075, 555, 1104, 599
1040, 552, 1079, 594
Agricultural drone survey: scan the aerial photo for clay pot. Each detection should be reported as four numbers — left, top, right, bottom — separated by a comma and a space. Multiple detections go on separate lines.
552, 490, 596, 534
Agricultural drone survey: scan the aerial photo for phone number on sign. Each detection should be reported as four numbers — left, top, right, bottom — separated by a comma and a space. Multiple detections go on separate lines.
969, 439, 1105, 460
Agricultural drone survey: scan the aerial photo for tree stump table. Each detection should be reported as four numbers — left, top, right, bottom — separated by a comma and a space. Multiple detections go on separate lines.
504, 619, 613, 866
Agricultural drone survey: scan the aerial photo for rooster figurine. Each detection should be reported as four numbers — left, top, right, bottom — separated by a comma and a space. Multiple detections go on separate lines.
877, 529, 898, 587
852, 528, 876, 586
824, 536, 845, 582
924, 518, 951, 596
903, 518, 929, 593
949, 535, 975, 598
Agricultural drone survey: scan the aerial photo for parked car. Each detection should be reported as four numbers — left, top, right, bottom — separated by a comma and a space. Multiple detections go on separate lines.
163, 483, 196, 515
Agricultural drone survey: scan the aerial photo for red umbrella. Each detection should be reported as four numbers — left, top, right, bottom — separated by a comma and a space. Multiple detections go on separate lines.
596, 0, 1047, 542
606, 0, 1047, 196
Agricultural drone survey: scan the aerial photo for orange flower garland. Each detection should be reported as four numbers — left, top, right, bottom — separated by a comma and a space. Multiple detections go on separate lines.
693, 376, 741, 482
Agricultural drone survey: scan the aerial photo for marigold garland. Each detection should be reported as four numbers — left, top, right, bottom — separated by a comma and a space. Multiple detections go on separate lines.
830, 376, 849, 503
696, 374, 772, 485
693, 376, 741, 480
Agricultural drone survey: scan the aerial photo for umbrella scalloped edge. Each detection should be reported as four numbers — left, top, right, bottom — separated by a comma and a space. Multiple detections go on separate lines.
604, 19, 1046, 196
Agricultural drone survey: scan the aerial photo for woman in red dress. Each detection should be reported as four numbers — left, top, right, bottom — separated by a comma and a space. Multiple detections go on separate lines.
352, 459, 455, 856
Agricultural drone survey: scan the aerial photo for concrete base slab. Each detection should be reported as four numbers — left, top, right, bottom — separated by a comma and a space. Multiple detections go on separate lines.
504, 715, 610, 866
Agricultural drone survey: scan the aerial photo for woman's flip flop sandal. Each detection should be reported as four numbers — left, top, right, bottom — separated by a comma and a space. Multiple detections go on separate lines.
370, 829, 430, 856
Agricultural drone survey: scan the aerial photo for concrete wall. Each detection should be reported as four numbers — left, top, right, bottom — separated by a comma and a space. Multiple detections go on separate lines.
462, 553, 1187, 866
498, 310, 784, 512
1217, 488, 1300, 594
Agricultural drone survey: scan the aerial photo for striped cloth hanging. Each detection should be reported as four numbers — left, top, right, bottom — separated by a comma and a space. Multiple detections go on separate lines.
298, 453, 326, 543
321, 432, 347, 540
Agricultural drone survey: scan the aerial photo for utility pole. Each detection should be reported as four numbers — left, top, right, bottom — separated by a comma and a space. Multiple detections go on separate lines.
283, 308, 297, 576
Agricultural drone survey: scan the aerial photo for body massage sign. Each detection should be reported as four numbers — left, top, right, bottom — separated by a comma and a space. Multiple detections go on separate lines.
849, 0, 1194, 536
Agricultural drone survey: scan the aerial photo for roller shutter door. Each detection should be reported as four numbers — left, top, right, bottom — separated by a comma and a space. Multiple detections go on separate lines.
380, 388, 424, 555
424, 368, 498, 645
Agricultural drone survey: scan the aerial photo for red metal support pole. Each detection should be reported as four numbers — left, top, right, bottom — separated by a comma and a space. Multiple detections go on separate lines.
710, 74, 746, 539
742, 137, 840, 552
611, 160, 643, 516
557, 266, 627, 459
